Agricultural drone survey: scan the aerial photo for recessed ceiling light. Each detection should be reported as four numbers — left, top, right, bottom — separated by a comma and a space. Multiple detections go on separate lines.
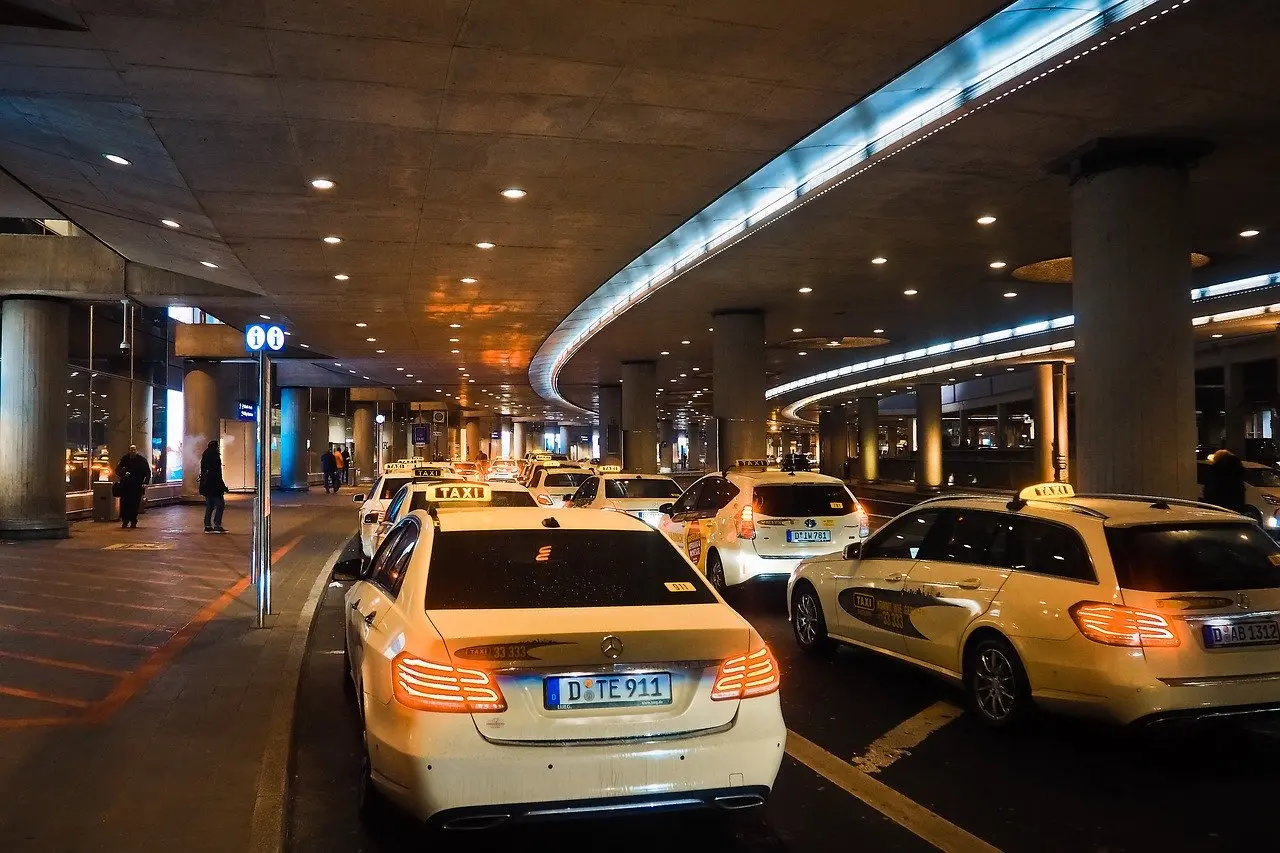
458, 367, 465, 371
680, 373, 688, 377
461, 277, 477, 284
827, 341, 840, 347
463, 373, 470, 377
435, 389, 443, 393
406, 374, 414, 378
259, 314, 271, 320
977, 215, 997, 225
1240, 229, 1261, 238
160, 218, 181, 229
334, 273, 349, 281
200, 260, 218, 268
468, 379, 475, 383
365, 337, 376, 342
990, 261, 1007, 269
975, 372, 983, 377
417, 380, 423, 384
903, 289, 918, 296
362, 375, 370, 380
1212, 333, 1224, 339
300, 344, 310, 348
375, 349, 385, 354
501, 188, 526, 199
798, 351, 808, 356
334, 362, 341, 366
450, 323, 462, 329
103, 153, 130, 165
348, 369, 356, 374
792, 327, 803, 333
871, 257, 888, 265
355, 322, 367, 328
873, 328, 885, 334
396, 367, 404, 371
323, 235, 342, 244
475, 241, 495, 250
1003, 291, 1018, 298
311, 178, 336, 190
692, 367, 700, 371
451, 349, 460, 354
798, 287, 813, 294
1006, 367, 1015, 372
681, 340, 691, 345
660, 351, 670, 356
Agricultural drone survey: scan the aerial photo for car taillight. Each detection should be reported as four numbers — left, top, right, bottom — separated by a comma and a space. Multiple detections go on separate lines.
1069, 602, 1180, 648
737, 505, 756, 540
392, 651, 507, 712
853, 503, 870, 538
711, 644, 780, 700
536, 493, 554, 507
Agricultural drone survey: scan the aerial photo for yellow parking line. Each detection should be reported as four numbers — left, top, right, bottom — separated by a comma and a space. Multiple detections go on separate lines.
786, 729, 1001, 853
852, 700, 964, 774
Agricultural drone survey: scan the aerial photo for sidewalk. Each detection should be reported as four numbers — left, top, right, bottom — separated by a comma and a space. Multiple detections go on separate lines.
0, 489, 357, 852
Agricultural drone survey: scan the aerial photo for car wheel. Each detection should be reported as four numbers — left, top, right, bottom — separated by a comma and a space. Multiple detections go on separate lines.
706, 552, 727, 594
965, 635, 1030, 728
358, 748, 387, 825
791, 584, 832, 655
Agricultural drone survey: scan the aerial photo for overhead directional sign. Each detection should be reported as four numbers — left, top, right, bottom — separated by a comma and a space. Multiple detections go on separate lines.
245, 323, 286, 353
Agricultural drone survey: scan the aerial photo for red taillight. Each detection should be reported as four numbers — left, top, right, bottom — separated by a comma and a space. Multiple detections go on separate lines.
1069, 602, 1180, 648
536, 493, 554, 507
737, 505, 756, 540
712, 644, 780, 700
392, 651, 507, 712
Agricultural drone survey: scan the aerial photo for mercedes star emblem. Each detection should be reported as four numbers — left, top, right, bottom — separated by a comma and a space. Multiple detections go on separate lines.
600, 635, 624, 659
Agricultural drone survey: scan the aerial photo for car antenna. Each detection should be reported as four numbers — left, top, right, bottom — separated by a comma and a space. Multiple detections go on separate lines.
542, 517, 561, 528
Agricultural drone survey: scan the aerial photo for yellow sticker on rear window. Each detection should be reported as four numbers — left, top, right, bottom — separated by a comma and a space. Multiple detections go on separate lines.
1269, 553, 1280, 567
830, 502, 843, 509
665, 581, 697, 592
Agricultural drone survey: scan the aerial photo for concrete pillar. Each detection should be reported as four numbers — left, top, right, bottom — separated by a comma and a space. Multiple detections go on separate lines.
0, 298, 69, 539
705, 417, 719, 471
278, 387, 309, 490
858, 396, 879, 483
1032, 363, 1054, 484
658, 418, 674, 471
464, 418, 481, 460
512, 421, 526, 457
353, 404, 374, 482
621, 360, 658, 473
712, 310, 766, 466
956, 408, 969, 449
391, 411, 408, 461
182, 363, 219, 501
1224, 362, 1247, 457
597, 384, 623, 462
1064, 139, 1202, 498
995, 403, 1011, 449
688, 425, 704, 471
558, 425, 569, 457
818, 405, 846, 478
1053, 363, 1071, 483
916, 386, 943, 491
104, 376, 153, 463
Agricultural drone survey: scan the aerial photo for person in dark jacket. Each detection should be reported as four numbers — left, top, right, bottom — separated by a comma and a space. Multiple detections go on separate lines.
320, 446, 338, 493
340, 445, 352, 484
1204, 449, 1247, 514
114, 444, 151, 529
199, 439, 229, 533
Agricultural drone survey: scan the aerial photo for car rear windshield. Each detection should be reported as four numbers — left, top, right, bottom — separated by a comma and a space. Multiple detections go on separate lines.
379, 477, 413, 499
424, 530, 717, 609
544, 472, 592, 488
408, 491, 536, 512
605, 478, 683, 499
753, 484, 855, 517
1105, 523, 1280, 592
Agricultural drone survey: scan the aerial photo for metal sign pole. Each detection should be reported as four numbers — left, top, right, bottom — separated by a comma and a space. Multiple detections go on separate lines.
254, 349, 273, 626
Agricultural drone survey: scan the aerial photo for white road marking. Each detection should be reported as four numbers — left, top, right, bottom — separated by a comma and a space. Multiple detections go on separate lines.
852, 700, 964, 774
786, 729, 1001, 853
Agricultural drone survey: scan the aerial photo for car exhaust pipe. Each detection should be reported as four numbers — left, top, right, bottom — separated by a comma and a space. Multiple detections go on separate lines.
440, 813, 512, 830
714, 793, 765, 810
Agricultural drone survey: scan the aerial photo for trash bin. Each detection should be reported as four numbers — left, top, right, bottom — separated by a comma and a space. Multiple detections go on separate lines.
93, 481, 119, 522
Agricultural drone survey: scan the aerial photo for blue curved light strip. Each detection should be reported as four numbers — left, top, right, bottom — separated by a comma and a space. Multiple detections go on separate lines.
530, 0, 1191, 415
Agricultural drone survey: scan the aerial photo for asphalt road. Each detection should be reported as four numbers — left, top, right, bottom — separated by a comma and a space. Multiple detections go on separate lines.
288, 537, 1280, 853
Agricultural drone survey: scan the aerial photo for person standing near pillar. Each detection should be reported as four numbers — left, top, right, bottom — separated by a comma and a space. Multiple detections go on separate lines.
199, 439, 229, 534
113, 444, 151, 529
321, 445, 338, 493
339, 444, 350, 484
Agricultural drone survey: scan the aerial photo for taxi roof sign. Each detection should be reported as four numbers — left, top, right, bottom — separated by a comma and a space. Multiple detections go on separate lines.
1018, 482, 1074, 500
429, 483, 492, 502
732, 458, 772, 472
597, 464, 623, 474
413, 466, 448, 477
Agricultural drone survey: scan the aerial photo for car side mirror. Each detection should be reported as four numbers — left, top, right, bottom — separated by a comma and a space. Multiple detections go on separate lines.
363, 513, 379, 524
332, 556, 364, 580
658, 503, 674, 515
842, 542, 861, 561
353, 494, 366, 503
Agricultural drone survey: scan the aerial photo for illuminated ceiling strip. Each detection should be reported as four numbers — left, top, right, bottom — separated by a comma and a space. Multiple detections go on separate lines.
529, 0, 1192, 414
768, 270, 1280, 400
781, 295, 1280, 421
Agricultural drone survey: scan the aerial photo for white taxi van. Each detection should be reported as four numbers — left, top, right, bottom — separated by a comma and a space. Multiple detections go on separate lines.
657, 460, 870, 592
355, 465, 459, 559
565, 467, 684, 527
789, 483, 1280, 727
344, 484, 785, 827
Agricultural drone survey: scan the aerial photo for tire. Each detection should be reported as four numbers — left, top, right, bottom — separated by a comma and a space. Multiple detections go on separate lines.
357, 749, 387, 825
791, 583, 832, 656
965, 635, 1031, 728
705, 552, 727, 594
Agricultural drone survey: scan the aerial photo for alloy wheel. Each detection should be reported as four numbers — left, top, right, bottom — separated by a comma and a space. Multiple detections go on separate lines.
973, 647, 1017, 722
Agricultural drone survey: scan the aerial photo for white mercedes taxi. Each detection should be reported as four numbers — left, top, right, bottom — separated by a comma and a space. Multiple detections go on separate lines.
370, 481, 536, 553
527, 462, 594, 508
344, 484, 785, 828
355, 465, 459, 559
565, 467, 684, 528
657, 460, 870, 592
789, 483, 1280, 728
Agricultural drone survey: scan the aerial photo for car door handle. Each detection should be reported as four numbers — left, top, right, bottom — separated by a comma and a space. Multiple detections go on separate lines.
363, 610, 377, 626
832, 575, 855, 580
884, 573, 907, 583
956, 578, 982, 590
348, 600, 360, 611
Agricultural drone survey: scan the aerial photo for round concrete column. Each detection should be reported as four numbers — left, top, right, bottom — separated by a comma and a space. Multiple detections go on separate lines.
688, 425, 704, 471
705, 417, 719, 471
464, 418, 480, 460
352, 404, 374, 482
512, 421, 526, 457
858, 397, 880, 483
621, 361, 658, 473
181, 363, 219, 502
818, 405, 846, 478
658, 418, 674, 471
279, 387, 309, 491
597, 384, 623, 462
104, 376, 153, 462
1065, 140, 1202, 497
712, 310, 766, 466
0, 299, 69, 539
916, 386, 943, 491
1032, 363, 1055, 484
995, 403, 1011, 449
558, 425, 569, 458
1053, 363, 1070, 482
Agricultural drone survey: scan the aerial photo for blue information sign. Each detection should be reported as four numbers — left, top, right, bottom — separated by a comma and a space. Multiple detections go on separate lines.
412, 424, 430, 445
236, 401, 257, 422
245, 323, 286, 353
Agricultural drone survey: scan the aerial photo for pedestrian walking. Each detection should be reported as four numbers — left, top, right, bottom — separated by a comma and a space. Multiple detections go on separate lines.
1204, 448, 1247, 514
335, 444, 348, 485
114, 444, 151, 529
321, 445, 339, 493
199, 439, 229, 533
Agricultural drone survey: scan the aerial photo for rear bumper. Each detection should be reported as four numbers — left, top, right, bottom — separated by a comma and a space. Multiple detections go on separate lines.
1134, 700, 1280, 728
428, 786, 770, 830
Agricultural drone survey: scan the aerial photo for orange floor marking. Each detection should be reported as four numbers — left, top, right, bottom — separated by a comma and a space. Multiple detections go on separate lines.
0, 716, 80, 730
0, 571, 214, 602
0, 601, 175, 632
0, 685, 90, 709
2, 588, 190, 614
0, 624, 158, 651
0, 649, 129, 678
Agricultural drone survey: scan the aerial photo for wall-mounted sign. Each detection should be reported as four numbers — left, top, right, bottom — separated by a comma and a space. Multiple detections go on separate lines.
236, 400, 257, 422
432, 411, 446, 423
245, 323, 286, 353
412, 424, 430, 445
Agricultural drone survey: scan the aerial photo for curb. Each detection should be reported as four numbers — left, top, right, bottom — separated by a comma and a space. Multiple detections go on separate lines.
247, 538, 347, 853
